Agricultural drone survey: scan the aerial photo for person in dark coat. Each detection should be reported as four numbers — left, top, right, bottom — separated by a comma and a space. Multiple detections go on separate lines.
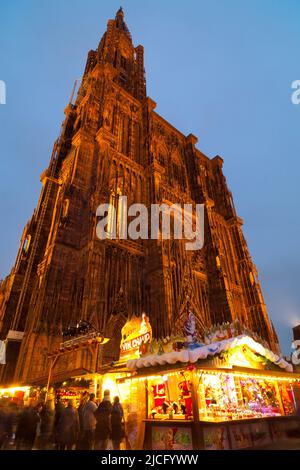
76, 391, 89, 449
54, 396, 65, 426
94, 390, 112, 450
39, 400, 55, 449
57, 400, 79, 450
54, 396, 65, 449
111, 396, 124, 450
15, 403, 42, 450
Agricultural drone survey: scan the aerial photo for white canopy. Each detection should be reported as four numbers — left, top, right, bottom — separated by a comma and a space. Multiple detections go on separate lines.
126, 335, 293, 372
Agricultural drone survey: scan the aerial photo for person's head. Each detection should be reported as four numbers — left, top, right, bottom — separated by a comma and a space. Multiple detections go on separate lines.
68, 399, 74, 408
89, 393, 95, 402
113, 396, 120, 405
103, 389, 110, 400
79, 392, 88, 405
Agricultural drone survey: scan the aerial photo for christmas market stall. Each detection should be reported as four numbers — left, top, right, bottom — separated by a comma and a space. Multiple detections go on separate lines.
101, 314, 300, 450
41, 322, 110, 404
0, 385, 31, 406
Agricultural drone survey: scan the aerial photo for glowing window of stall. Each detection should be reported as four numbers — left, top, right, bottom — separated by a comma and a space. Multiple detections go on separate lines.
146, 371, 193, 420
197, 371, 297, 422
116, 377, 147, 450
0, 386, 31, 406
198, 373, 238, 421
197, 370, 296, 421
239, 377, 282, 417
102, 376, 120, 398
278, 381, 296, 415
115, 376, 147, 419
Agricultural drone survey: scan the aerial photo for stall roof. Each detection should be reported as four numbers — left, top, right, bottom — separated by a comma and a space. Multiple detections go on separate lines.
27, 367, 92, 386
126, 335, 293, 372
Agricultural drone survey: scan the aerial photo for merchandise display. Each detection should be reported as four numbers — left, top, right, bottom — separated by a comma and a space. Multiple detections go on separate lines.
198, 372, 295, 421
147, 372, 193, 420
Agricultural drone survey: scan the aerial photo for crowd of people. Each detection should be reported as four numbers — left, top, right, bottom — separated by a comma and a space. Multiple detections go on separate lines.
0, 389, 124, 450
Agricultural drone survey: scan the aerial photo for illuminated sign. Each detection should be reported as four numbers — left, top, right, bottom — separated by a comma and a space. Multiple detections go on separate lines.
120, 314, 152, 360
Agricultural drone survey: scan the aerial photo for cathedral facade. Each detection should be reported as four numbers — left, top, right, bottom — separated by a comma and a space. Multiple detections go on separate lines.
0, 9, 279, 385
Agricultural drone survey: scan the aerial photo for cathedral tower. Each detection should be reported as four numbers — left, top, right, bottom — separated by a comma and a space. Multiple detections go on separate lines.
0, 9, 279, 384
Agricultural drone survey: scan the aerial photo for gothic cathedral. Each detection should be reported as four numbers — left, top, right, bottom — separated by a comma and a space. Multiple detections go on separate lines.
0, 9, 279, 384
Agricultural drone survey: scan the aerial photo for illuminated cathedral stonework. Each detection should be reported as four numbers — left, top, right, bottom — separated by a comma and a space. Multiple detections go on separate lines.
0, 9, 279, 384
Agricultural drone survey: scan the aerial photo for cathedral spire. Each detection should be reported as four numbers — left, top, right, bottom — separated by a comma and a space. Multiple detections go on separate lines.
116, 6, 124, 19
114, 6, 132, 41
80, 8, 145, 100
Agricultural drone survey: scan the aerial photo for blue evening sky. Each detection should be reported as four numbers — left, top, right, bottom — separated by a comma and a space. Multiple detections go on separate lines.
0, 0, 299, 353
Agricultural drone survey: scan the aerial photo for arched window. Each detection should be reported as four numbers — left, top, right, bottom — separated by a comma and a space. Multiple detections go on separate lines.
107, 188, 126, 239
157, 142, 168, 167
62, 199, 70, 218
23, 234, 31, 253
